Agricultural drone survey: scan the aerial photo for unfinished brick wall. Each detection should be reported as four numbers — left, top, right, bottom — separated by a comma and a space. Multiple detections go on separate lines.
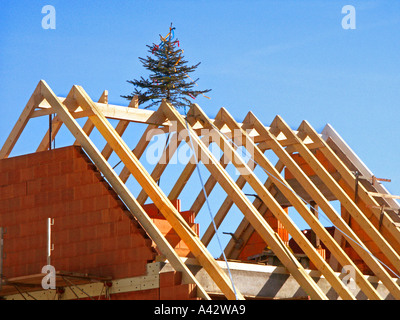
238, 208, 289, 261
142, 202, 199, 258
0, 146, 158, 280
0, 146, 200, 300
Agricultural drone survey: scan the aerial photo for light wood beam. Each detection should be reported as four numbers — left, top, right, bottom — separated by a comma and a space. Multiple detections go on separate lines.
300, 121, 400, 253
243, 112, 387, 300
68, 89, 244, 300
213, 107, 356, 300
1, 82, 43, 159
163, 103, 328, 300
274, 115, 400, 276
38, 80, 210, 300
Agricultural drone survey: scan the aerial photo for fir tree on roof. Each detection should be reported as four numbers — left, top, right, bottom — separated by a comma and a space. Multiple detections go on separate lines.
122, 24, 211, 109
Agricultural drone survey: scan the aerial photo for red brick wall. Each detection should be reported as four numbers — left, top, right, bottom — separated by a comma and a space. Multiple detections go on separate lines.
142, 203, 199, 258
0, 146, 157, 280
238, 208, 289, 261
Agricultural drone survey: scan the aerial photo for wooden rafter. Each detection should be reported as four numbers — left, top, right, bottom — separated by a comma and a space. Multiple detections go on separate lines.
162, 103, 328, 300
0, 82, 43, 159
300, 121, 400, 253
272, 116, 400, 276
241, 112, 387, 300
35, 80, 211, 300
67, 87, 244, 300
202, 107, 356, 300
3, 80, 400, 300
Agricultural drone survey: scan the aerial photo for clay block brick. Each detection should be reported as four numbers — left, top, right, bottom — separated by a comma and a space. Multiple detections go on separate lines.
53, 175, 68, 190
33, 164, 49, 179
116, 220, 131, 236
180, 210, 195, 224
0, 157, 16, 173
33, 192, 49, 207
174, 248, 193, 258
26, 179, 41, 195
0, 182, 26, 200
68, 228, 81, 243
7, 170, 21, 185
86, 239, 103, 253
160, 271, 182, 287
102, 237, 118, 252
152, 219, 173, 234
19, 167, 35, 182
0, 171, 9, 186
20, 194, 34, 210
130, 233, 149, 248
73, 183, 106, 201
51, 226, 68, 243
143, 200, 181, 218
47, 161, 61, 176
128, 262, 148, 278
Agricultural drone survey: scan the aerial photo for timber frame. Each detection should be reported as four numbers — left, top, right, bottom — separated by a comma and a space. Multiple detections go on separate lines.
1, 80, 400, 300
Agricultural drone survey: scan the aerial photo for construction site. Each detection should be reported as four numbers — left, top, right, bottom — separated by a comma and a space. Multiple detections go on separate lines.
1, 80, 400, 301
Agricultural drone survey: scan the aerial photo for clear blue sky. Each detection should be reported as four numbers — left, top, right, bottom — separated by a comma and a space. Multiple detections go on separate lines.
1, 1, 399, 257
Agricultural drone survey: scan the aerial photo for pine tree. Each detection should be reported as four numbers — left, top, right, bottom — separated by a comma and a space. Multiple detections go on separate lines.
122, 24, 211, 109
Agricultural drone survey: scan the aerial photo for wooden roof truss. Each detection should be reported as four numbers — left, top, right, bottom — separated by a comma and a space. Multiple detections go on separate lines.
1, 80, 400, 300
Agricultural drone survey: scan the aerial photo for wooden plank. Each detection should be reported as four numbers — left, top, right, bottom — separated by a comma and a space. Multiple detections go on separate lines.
163, 102, 327, 300
0, 82, 43, 159
36, 89, 80, 152
369, 192, 400, 200
66, 87, 243, 300
119, 124, 160, 183
308, 124, 400, 252
101, 120, 130, 159
201, 160, 256, 247
301, 121, 400, 254
73, 90, 109, 147
215, 108, 356, 300
36, 116, 63, 152
274, 116, 400, 276
190, 152, 230, 217
224, 161, 285, 259
244, 112, 385, 300
38, 80, 210, 300
226, 143, 308, 259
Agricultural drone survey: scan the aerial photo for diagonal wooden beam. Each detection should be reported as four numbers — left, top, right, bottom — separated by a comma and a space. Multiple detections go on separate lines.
36, 89, 80, 152
300, 120, 400, 254
201, 158, 259, 248
212, 107, 356, 300
1, 81, 44, 159
189, 151, 230, 217
119, 124, 160, 183
273, 115, 400, 277
288, 121, 400, 298
243, 112, 385, 300
167, 143, 205, 202
162, 102, 328, 300
38, 80, 210, 300
224, 160, 285, 259
73, 90, 109, 147
67, 89, 244, 300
